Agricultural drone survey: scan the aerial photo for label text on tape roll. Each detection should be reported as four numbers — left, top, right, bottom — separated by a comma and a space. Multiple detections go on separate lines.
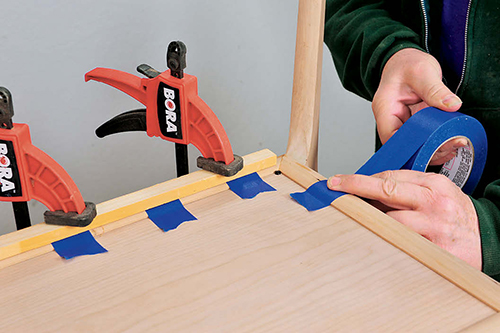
439, 142, 474, 189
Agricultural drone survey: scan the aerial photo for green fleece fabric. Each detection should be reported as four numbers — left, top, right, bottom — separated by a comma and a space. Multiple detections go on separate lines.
324, 0, 500, 280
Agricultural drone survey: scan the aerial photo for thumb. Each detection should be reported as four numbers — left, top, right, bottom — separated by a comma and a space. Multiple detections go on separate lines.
411, 77, 462, 111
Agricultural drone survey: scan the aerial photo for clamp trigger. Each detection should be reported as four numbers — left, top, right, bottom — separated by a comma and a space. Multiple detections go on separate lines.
95, 109, 147, 138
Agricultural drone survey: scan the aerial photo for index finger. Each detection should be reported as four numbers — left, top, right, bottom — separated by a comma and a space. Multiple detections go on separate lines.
327, 173, 430, 210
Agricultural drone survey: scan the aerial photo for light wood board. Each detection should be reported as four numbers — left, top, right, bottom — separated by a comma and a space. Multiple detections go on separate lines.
280, 155, 500, 313
286, 0, 324, 170
0, 168, 496, 332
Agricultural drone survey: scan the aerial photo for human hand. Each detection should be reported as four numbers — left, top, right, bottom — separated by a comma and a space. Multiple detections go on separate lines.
327, 170, 482, 270
373, 48, 465, 165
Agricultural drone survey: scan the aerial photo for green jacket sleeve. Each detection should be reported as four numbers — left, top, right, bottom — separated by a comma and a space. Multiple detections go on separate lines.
471, 181, 500, 280
324, 0, 424, 100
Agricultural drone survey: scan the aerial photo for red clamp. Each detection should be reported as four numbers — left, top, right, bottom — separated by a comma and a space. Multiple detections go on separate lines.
85, 41, 243, 177
0, 88, 96, 227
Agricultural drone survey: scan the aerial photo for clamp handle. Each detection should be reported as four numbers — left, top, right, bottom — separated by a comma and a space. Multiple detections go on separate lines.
22, 137, 86, 213
85, 68, 148, 106
0, 123, 95, 226
187, 90, 236, 165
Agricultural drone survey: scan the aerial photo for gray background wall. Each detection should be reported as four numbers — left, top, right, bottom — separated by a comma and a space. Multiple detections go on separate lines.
0, 0, 373, 235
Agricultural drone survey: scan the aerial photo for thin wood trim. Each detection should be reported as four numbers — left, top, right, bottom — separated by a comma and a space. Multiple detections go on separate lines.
460, 312, 500, 332
0, 149, 277, 262
285, 0, 325, 170
279, 155, 500, 311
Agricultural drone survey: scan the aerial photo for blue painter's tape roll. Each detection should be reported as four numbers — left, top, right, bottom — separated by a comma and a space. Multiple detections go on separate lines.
291, 107, 488, 211
358, 107, 487, 194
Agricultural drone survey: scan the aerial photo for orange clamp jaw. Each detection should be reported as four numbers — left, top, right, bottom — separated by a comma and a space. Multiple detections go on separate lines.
0, 124, 97, 226
85, 68, 236, 166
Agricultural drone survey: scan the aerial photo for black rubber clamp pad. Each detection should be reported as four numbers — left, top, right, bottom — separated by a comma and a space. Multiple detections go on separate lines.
44, 202, 97, 227
197, 155, 244, 177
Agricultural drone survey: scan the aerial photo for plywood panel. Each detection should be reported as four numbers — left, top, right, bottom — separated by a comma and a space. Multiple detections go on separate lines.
0, 172, 494, 332
280, 155, 500, 312
0, 149, 277, 262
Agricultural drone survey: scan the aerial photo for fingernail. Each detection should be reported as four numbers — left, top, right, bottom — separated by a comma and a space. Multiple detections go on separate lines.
442, 95, 462, 108
328, 176, 341, 188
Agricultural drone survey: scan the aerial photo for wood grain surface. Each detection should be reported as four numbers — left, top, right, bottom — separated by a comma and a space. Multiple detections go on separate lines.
280, 155, 500, 314
0, 149, 276, 262
0, 171, 494, 332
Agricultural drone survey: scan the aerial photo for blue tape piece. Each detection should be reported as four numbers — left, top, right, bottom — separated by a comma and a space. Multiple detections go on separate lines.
290, 180, 345, 211
146, 199, 197, 232
291, 107, 488, 211
227, 172, 276, 199
52, 230, 108, 260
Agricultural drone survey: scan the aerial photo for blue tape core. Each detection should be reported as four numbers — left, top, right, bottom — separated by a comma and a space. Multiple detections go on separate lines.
227, 172, 276, 199
146, 199, 197, 232
52, 230, 108, 260
291, 107, 488, 211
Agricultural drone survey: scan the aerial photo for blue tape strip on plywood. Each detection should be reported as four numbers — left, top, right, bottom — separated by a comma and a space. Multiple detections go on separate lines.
52, 230, 108, 260
290, 180, 344, 211
227, 172, 276, 199
146, 199, 197, 232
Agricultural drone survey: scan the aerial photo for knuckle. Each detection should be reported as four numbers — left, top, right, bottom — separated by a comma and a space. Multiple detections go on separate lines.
381, 177, 398, 198
372, 95, 388, 116
422, 189, 438, 206
409, 56, 440, 76
439, 223, 456, 246
439, 197, 456, 216
379, 170, 395, 180
426, 173, 449, 186
371, 98, 380, 114
409, 60, 430, 77
420, 181, 443, 204
425, 83, 448, 100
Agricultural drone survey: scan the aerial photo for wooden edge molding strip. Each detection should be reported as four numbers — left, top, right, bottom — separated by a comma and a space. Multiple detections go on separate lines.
279, 154, 500, 312
0, 149, 277, 263
460, 312, 500, 332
